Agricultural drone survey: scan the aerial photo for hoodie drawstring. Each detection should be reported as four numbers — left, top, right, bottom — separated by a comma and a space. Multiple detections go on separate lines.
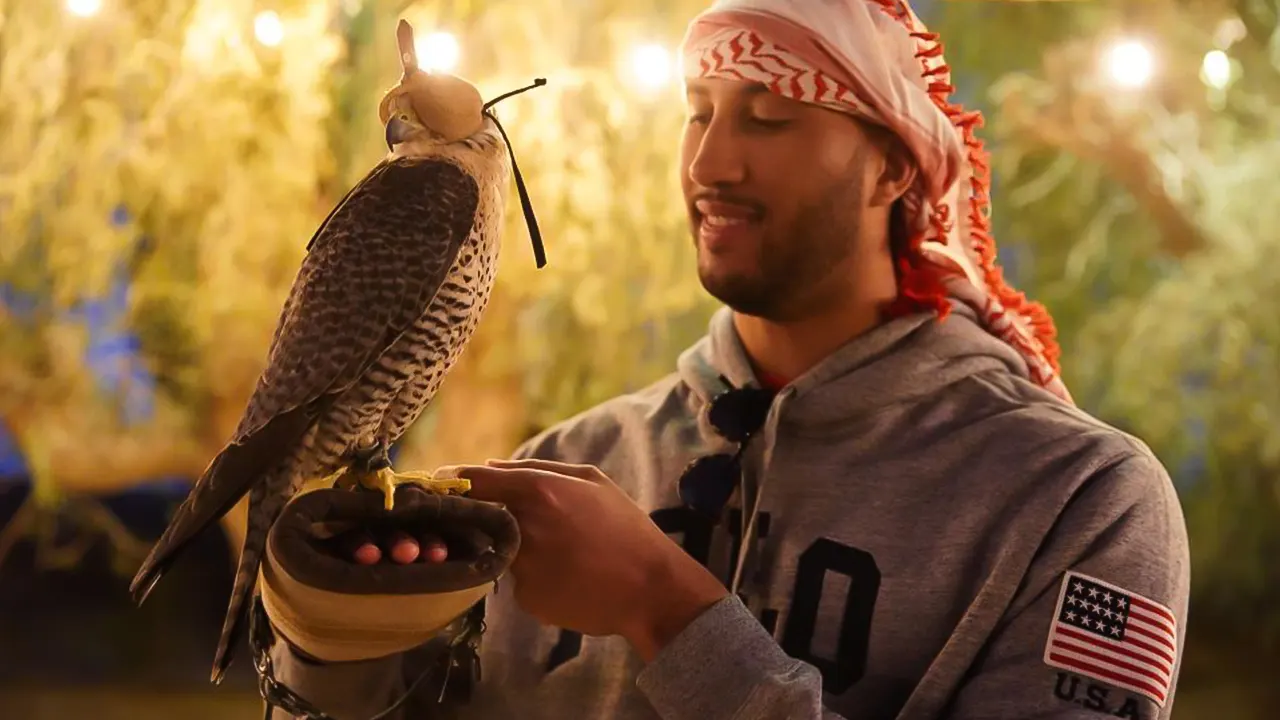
729, 389, 790, 596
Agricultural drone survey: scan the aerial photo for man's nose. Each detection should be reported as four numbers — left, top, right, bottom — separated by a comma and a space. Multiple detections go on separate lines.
687, 123, 746, 187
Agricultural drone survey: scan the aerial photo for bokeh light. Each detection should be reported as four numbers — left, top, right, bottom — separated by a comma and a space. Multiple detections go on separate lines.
1104, 38, 1155, 89
1202, 49, 1232, 89
630, 43, 675, 91
416, 31, 460, 72
66, 0, 102, 18
254, 11, 284, 47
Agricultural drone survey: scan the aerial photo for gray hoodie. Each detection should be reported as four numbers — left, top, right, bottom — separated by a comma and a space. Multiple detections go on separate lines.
269, 303, 1190, 720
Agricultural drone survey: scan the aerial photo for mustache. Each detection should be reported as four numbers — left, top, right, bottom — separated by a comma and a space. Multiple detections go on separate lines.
689, 191, 766, 215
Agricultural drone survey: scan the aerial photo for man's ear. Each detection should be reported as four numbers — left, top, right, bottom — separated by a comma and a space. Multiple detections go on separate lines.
870, 134, 918, 207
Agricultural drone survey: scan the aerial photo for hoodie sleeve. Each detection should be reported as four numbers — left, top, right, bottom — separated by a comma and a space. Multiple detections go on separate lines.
635, 451, 1189, 720
636, 594, 848, 720
941, 450, 1190, 720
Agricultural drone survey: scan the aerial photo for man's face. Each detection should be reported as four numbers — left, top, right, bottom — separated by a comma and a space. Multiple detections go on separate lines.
680, 78, 888, 320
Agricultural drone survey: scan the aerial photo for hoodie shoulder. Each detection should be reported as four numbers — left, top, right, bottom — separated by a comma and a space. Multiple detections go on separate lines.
510, 371, 697, 467
955, 364, 1177, 513
971, 366, 1151, 455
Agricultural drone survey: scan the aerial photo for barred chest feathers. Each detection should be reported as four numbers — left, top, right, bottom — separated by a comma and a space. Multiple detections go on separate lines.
300, 127, 511, 477
377, 128, 511, 439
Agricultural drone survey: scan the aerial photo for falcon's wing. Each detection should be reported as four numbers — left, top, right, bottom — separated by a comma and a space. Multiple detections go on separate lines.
130, 158, 480, 603
237, 157, 478, 438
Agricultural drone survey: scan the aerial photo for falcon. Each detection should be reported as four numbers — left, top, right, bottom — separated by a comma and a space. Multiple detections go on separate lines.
128, 19, 546, 683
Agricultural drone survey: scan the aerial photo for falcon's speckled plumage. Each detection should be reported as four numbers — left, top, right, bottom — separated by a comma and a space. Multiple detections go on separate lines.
128, 42, 543, 683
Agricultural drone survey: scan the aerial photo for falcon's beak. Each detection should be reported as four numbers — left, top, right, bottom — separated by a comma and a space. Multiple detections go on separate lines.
385, 116, 412, 150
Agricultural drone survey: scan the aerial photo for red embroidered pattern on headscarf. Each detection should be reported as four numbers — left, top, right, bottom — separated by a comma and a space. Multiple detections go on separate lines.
681, 0, 1072, 403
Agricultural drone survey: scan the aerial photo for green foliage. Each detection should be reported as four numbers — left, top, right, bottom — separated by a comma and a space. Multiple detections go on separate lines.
0, 0, 343, 492
934, 0, 1280, 641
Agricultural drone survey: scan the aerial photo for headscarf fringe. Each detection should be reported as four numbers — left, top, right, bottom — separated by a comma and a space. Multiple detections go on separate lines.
870, 0, 1062, 374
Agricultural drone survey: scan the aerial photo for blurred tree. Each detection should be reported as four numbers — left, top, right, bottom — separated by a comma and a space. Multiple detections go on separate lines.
0, 0, 344, 571
932, 0, 1280, 669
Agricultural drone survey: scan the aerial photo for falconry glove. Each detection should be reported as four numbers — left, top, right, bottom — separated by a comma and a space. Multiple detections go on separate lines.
252, 482, 520, 719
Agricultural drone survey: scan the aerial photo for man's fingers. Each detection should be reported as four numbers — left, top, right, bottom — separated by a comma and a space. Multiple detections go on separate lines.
353, 542, 381, 565
460, 464, 594, 506
456, 464, 544, 504
418, 533, 448, 563
388, 531, 420, 564
341, 528, 448, 565
344, 530, 382, 565
484, 458, 605, 482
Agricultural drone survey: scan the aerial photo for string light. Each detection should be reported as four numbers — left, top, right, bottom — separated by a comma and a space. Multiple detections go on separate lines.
1201, 50, 1232, 89
66, 0, 102, 17
416, 32, 460, 72
1103, 38, 1155, 89
629, 43, 674, 91
254, 10, 285, 47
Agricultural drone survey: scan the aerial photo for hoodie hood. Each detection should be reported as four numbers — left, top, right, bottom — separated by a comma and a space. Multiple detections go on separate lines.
676, 304, 1040, 429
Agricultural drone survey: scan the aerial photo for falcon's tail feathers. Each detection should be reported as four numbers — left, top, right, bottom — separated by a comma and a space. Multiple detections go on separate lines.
128, 404, 316, 607
210, 482, 278, 684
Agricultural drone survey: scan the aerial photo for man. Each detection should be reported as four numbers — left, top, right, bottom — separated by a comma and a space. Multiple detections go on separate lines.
263, 1, 1190, 718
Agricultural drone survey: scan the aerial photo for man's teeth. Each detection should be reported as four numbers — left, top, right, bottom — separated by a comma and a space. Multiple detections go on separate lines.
703, 215, 751, 227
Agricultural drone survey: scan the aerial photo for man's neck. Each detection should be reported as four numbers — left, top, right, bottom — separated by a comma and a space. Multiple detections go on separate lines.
732, 287, 892, 386
732, 249, 901, 386
732, 221, 902, 387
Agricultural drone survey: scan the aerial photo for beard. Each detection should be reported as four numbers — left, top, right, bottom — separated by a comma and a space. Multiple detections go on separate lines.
693, 172, 866, 322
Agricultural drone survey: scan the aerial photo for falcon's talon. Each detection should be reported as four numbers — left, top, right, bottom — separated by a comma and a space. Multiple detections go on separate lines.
323, 464, 471, 511
394, 469, 472, 496
345, 467, 399, 510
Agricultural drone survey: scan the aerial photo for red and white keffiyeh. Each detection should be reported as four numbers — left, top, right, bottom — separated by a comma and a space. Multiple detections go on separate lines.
681, 0, 1072, 404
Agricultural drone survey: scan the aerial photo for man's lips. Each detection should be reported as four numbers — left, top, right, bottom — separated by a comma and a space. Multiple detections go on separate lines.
694, 199, 764, 223
694, 198, 764, 250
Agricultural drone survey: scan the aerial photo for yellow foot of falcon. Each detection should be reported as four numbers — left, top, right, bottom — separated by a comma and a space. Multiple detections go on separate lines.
324, 465, 472, 510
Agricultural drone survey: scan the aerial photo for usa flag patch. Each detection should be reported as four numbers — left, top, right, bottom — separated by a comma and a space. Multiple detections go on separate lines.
1043, 571, 1179, 707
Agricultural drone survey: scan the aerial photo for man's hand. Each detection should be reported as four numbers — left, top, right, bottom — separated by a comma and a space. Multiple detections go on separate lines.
455, 458, 729, 662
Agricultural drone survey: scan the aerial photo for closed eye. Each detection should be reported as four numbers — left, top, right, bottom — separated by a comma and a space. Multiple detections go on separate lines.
750, 117, 792, 130
685, 113, 791, 130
